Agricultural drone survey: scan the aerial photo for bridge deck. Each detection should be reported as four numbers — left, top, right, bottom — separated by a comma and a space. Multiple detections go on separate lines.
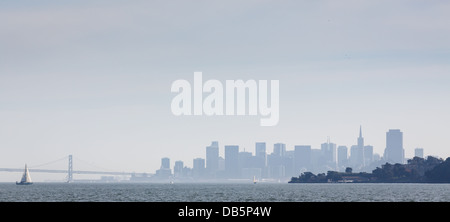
0, 168, 150, 176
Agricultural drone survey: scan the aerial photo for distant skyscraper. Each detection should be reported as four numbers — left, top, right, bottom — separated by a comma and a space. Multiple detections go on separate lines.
350, 126, 368, 167
206, 141, 219, 176
310, 149, 322, 170
384, 129, 404, 164
349, 145, 359, 167
255, 142, 266, 157
357, 126, 364, 149
156, 157, 171, 178
255, 142, 267, 169
415, 148, 424, 158
161, 157, 170, 169
364, 145, 373, 165
294, 145, 311, 173
321, 138, 336, 167
193, 158, 205, 178
174, 160, 183, 177
238, 151, 253, 170
225, 145, 239, 178
273, 143, 286, 157
337, 146, 348, 168
356, 126, 365, 166
218, 156, 225, 171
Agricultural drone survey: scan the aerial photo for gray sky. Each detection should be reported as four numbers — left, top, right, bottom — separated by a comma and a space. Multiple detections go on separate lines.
1, 0, 450, 181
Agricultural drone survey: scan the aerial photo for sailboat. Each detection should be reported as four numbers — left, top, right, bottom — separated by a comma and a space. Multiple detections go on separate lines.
253, 176, 257, 184
16, 164, 33, 185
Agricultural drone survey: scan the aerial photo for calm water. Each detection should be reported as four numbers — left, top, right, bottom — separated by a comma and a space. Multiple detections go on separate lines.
0, 183, 449, 202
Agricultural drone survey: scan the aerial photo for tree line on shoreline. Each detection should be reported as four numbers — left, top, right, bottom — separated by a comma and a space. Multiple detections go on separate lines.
289, 156, 450, 183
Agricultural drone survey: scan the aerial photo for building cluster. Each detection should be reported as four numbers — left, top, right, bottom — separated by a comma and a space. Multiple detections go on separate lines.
147, 127, 425, 182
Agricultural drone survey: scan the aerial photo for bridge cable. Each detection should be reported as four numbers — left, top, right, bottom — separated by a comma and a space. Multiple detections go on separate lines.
28, 156, 68, 169
73, 156, 116, 172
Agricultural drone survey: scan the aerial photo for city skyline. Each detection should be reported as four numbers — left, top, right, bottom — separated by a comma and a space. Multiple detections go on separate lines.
149, 126, 436, 181
0, 123, 442, 182
161, 126, 436, 172
1, 1, 449, 182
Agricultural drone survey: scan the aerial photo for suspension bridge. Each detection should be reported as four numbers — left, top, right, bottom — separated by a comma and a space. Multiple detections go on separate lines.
0, 155, 150, 182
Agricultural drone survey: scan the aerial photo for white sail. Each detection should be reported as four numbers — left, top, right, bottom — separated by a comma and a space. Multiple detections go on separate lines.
20, 164, 32, 183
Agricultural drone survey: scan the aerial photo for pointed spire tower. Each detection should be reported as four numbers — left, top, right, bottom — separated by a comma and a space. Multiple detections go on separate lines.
357, 125, 366, 167
357, 125, 364, 149
359, 125, 362, 138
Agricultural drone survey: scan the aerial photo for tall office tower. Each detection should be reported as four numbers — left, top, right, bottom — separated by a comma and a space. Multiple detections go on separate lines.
218, 157, 225, 171
384, 129, 405, 164
225, 145, 239, 178
415, 148, 424, 158
357, 126, 365, 166
210, 141, 219, 147
161, 157, 170, 169
349, 126, 366, 168
255, 142, 267, 169
357, 126, 364, 149
206, 141, 219, 176
193, 158, 205, 178
364, 145, 374, 166
273, 143, 286, 157
255, 142, 267, 158
174, 160, 184, 177
294, 145, 311, 173
238, 151, 253, 171
349, 145, 359, 167
321, 139, 337, 167
337, 146, 348, 168
156, 157, 172, 178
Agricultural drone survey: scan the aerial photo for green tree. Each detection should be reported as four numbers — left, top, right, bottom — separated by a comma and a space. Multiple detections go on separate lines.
345, 167, 352, 174
326, 171, 342, 182
425, 157, 450, 183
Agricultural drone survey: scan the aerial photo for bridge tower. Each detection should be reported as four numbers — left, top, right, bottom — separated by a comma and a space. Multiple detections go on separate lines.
68, 155, 73, 183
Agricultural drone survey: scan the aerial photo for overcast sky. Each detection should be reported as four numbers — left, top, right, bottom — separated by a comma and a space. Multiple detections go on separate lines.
1, 0, 449, 181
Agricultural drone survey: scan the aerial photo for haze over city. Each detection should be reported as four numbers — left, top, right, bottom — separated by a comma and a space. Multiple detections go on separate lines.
1, 1, 450, 182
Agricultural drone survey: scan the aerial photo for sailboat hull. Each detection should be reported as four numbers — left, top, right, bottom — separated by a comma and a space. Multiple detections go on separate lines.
16, 182, 33, 185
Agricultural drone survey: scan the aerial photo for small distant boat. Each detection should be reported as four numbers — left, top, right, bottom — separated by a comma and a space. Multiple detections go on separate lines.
337, 179, 353, 183
253, 176, 257, 184
16, 164, 33, 185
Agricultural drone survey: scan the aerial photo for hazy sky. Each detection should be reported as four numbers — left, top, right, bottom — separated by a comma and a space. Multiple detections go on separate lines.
1, 1, 449, 181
